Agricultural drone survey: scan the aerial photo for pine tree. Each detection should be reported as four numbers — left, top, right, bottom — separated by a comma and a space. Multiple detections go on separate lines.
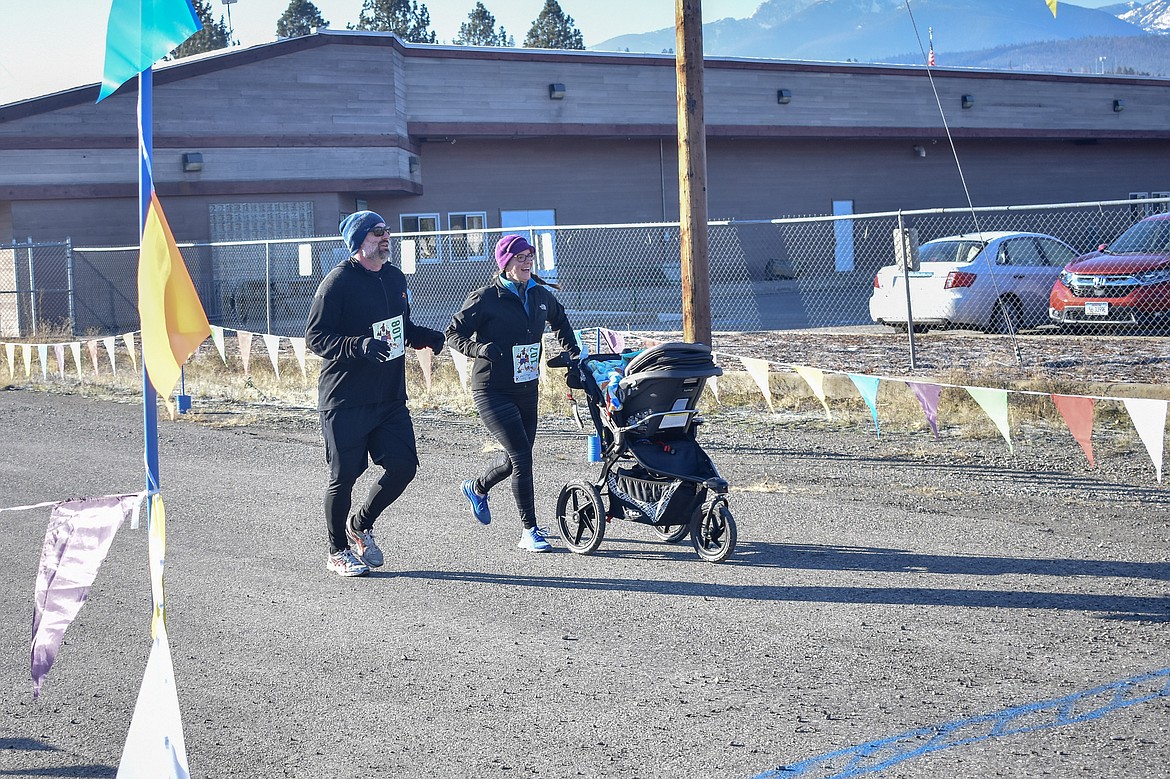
171, 0, 231, 59
453, 2, 513, 47
349, 0, 438, 44
523, 0, 584, 50
277, 0, 330, 39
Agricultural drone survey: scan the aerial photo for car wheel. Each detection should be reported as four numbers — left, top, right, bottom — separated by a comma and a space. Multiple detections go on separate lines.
986, 297, 1022, 334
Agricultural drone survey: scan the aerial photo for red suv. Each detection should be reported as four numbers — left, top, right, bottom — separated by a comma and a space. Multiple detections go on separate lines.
1049, 213, 1170, 332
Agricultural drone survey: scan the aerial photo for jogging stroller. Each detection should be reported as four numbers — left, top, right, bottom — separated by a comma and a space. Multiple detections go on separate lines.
549, 342, 737, 563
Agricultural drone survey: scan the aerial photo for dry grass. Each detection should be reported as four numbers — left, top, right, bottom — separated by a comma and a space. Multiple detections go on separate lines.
0, 334, 1165, 456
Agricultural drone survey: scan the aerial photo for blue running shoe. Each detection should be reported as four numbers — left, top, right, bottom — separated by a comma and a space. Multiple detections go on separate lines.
518, 526, 553, 552
462, 479, 491, 525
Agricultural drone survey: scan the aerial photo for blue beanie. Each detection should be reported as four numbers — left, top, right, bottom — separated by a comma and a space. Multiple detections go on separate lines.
340, 210, 385, 254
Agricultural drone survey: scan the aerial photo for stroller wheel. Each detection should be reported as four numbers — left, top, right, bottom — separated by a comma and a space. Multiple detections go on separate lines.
556, 482, 606, 555
651, 513, 692, 544
692, 501, 736, 563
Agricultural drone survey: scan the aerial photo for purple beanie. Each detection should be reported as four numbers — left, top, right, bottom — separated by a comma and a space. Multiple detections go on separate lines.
495, 234, 534, 270
340, 210, 385, 254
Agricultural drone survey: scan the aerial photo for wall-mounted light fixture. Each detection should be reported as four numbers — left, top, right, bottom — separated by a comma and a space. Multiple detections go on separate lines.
961, 94, 974, 109
1113, 99, 1125, 113
181, 152, 203, 172
913, 144, 926, 158
776, 89, 791, 105
548, 83, 566, 100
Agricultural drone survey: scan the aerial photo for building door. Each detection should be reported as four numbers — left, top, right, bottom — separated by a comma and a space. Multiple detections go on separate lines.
501, 209, 557, 282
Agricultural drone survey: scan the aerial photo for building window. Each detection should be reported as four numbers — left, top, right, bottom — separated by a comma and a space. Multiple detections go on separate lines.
1152, 191, 1170, 215
448, 212, 487, 262
400, 213, 439, 262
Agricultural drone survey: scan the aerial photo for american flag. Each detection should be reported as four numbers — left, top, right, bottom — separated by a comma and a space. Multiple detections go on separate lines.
928, 27, 935, 66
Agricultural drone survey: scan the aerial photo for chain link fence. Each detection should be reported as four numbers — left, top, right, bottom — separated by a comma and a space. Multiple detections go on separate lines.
5, 197, 1167, 344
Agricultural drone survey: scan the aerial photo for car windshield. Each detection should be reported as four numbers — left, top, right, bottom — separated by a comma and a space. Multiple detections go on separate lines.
919, 240, 985, 263
1109, 219, 1170, 254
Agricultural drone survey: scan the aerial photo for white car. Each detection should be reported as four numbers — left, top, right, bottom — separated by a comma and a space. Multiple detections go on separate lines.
869, 231, 1080, 333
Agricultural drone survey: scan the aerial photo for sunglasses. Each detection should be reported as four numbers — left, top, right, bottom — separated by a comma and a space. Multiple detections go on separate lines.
369, 226, 390, 237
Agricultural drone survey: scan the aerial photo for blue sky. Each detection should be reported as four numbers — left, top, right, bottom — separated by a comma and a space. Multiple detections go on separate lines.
0, 0, 1123, 106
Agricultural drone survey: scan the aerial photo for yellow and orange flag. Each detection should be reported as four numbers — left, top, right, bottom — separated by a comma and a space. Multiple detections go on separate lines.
137, 192, 210, 415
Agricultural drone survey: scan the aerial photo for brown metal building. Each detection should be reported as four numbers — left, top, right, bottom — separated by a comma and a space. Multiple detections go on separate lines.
2, 28, 1169, 250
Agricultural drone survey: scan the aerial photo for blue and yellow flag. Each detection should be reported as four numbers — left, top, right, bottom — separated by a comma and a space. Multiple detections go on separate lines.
99, 0, 201, 102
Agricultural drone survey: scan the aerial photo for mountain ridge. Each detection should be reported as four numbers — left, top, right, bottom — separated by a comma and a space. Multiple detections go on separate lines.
592, 0, 1169, 74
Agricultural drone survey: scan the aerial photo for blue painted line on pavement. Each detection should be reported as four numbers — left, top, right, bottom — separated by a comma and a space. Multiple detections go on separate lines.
752, 668, 1170, 779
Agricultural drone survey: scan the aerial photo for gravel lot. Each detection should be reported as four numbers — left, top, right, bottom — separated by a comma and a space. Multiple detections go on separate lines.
1, 379, 1167, 779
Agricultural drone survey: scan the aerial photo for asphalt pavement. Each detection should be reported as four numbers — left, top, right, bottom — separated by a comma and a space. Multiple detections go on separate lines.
1, 388, 1167, 779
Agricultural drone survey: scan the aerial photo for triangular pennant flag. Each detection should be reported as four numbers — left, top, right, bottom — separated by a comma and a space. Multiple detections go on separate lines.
289, 336, 307, 379
1051, 394, 1096, 468
1046, 0, 1058, 18
103, 336, 118, 374
116, 494, 190, 779
116, 626, 189, 779
99, 0, 201, 102
236, 330, 253, 375
37, 344, 49, 381
966, 386, 1013, 453
4, 342, 14, 378
210, 325, 227, 364
538, 347, 549, 386
87, 340, 101, 375
738, 356, 773, 411
261, 334, 281, 379
450, 348, 470, 391
906, 381, 942, 439
122, 332, 138, 370
707, 373, 719, 404
601, 328, 625, 353
415, 346, 434, 392
848, 373, 881, 436
21, 344, 32, 377
1122, 397, 1167, 482
794, 365, 831, 419
137, 193, 211, 417
31, 493, 142, 699
54, 344, 66, 379
69, 342, 83, 380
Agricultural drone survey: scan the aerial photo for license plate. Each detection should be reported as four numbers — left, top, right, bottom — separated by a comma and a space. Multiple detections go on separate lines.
1084, 301, 1109, 316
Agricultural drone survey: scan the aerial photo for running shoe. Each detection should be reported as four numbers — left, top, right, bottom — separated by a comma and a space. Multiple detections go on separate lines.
346, 517, 384, 568
326, 548, 369, 577
461, 479, 491, 525
517, 526, 552, 552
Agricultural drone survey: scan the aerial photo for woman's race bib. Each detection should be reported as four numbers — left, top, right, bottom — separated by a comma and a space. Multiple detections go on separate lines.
512, 342, 541, 383
371, 315, 406, 361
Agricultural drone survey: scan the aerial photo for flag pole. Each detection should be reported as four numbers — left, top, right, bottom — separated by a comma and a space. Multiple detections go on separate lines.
139, 67, 161, 496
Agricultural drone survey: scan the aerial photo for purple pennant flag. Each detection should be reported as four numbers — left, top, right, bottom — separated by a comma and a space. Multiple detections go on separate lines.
31, 493, 142, 699
906, 381, 942, 439
600, 328, 625, 353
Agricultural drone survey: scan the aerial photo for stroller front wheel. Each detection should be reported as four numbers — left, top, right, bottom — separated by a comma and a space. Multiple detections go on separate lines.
692, 501, 736, 563
556, 482, 606, 555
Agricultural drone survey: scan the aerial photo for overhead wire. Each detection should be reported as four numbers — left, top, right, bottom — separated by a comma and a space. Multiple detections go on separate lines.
902, 1, 1026, 368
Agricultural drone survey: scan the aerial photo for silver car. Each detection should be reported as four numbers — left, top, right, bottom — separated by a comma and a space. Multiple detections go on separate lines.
869, 231, 1079, 333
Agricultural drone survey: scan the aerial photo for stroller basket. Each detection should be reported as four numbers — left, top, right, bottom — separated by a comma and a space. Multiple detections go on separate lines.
608, 464, 699, 525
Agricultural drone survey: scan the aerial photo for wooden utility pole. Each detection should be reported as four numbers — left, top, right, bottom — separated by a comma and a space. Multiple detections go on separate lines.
675, 0, 712, 345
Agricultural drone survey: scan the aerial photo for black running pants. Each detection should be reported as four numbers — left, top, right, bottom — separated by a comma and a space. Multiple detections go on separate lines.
471, 385, 540, 528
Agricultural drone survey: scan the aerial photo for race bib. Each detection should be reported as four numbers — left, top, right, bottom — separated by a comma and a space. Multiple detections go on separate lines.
371, 315, 406, 361
512, 342, 541, 383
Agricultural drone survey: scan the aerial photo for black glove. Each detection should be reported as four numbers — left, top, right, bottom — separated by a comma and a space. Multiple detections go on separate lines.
428, 331, 445, 356
480, 343, 504, 361
361, 337, 393, 363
